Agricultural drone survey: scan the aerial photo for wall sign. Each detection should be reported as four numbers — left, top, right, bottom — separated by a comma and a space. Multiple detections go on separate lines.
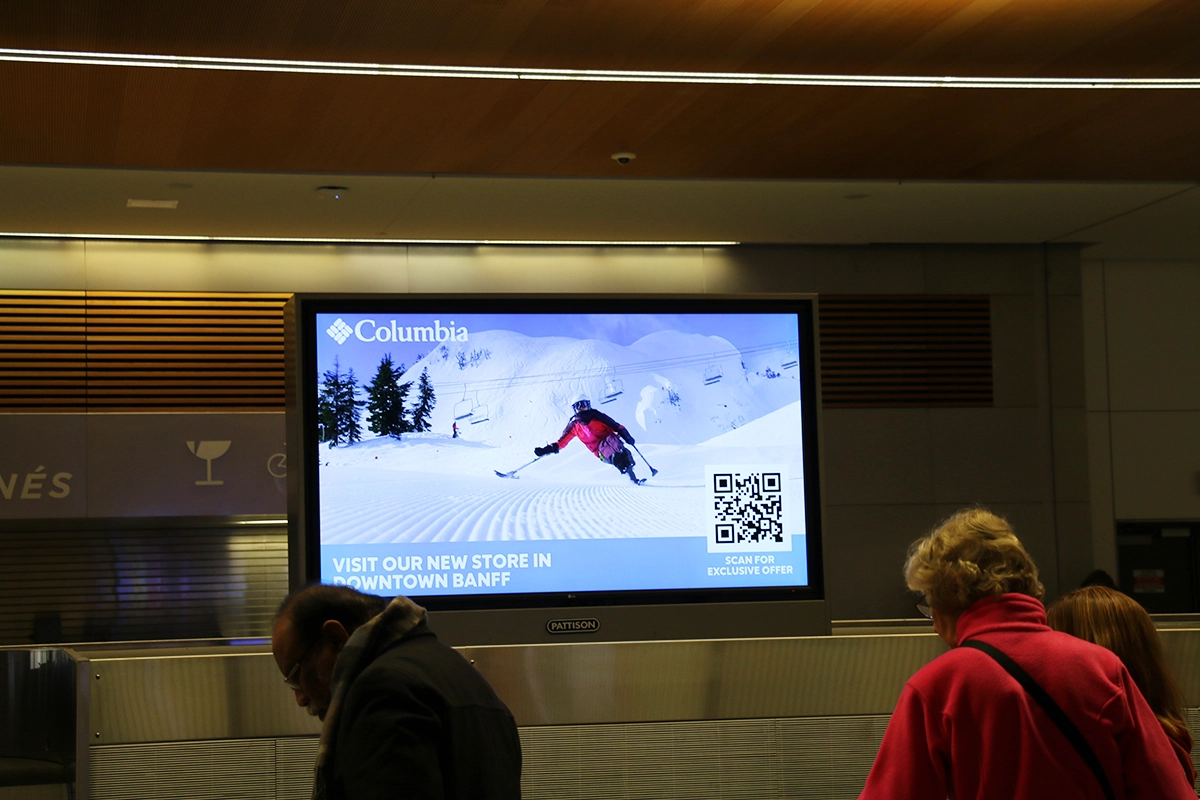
0, 413, 286, 519
1131, 568, 1166, 594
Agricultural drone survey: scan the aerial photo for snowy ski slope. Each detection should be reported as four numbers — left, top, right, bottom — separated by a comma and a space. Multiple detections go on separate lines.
319, 327, 804, 543
319, 402, 805, 544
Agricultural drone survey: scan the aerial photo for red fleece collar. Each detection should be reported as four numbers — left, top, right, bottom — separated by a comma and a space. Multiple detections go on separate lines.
955, 592, 1049, 645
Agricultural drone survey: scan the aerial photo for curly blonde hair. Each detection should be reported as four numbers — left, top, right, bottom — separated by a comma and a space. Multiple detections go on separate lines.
904, 507, 1044, 615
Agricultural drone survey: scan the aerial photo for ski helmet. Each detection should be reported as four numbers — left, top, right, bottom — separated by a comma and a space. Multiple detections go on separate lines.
569, 393, 591, 413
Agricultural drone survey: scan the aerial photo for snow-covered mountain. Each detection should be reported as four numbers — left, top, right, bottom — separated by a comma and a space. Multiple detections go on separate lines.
381, 328, 800, 449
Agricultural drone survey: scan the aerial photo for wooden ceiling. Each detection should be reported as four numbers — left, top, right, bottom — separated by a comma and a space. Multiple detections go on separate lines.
1, 0, 1199, 180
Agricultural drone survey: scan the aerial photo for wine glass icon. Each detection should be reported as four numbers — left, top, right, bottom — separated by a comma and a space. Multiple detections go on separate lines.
187, 440, 231, 486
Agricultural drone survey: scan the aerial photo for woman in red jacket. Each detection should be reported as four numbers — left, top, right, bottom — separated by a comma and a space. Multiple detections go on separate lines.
859, 508, 1196, 800
1048, 585, 1196, 788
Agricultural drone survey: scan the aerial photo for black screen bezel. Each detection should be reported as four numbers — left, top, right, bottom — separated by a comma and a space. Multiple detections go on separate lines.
296, 294, 824, 611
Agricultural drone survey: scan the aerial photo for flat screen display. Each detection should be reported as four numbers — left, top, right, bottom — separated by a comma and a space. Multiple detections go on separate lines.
297, 296, 823, 608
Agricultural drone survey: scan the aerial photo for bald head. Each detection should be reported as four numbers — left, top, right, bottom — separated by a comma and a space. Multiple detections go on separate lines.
276, 584, 388, 650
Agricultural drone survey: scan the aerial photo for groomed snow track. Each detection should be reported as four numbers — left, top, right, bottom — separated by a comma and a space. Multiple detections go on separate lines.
321, 469, 698, 543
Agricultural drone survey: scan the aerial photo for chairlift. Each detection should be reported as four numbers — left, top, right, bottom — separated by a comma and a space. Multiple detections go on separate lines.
703, 360, 723, 386
601, 374, 624, 404
469, 401, 489, 424
453, 389, 474, 421
781, 344, 799, 371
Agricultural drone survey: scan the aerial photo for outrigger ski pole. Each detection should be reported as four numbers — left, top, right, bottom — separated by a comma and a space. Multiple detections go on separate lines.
630, 444, 659, 477
494, 456, 542, 479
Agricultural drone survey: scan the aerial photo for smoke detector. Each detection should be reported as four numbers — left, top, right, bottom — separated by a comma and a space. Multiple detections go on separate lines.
316, 186, 349, 200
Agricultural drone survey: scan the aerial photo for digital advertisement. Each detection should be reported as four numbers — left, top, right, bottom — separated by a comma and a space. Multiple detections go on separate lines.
313, 311, 810, 597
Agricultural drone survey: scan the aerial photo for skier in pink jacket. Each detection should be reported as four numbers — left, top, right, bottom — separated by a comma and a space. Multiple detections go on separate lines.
534, 395, 644, 485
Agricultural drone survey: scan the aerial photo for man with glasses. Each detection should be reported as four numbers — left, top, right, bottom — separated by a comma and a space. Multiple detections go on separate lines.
272, 585, 521, 800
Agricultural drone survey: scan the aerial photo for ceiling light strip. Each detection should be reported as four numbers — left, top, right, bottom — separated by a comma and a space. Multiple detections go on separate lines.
0, 231, 738, 247
1, 47, 1197, 89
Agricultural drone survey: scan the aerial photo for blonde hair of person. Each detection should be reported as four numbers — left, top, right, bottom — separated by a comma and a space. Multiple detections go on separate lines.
1048, 586, 1192, 746
904, 507, 1044, 615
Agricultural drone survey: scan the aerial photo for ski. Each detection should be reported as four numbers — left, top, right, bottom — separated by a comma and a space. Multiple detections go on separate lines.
494, 456, 542, 479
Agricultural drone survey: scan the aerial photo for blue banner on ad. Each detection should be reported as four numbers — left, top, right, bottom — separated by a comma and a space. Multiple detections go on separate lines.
322, 536, 808, 596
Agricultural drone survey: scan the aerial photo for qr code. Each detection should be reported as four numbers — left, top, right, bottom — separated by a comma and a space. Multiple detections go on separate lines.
705, 466, 791, 553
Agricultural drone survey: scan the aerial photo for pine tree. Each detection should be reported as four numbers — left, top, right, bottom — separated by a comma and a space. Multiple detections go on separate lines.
366, 354, 411, 439
411, 367, 436, 432
318, 357, 345, 445
337, 367, 365, 444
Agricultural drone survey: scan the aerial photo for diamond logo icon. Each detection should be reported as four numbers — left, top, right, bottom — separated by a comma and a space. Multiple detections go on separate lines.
326, 318, 353, 344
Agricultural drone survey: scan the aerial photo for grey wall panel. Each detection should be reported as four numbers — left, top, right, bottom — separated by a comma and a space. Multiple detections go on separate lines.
91, 652, 320, 744
1102, 262, 1200, 412
90, 718, 890, 800
1189, 709, 1200, 792
86, 635, 946, 744
91, 743, 274, 800
83, 628, 1200, 746
87, 711, 1199, 800
74, 627, 1200, 799
91, 740, 274, 800
521, 719, 783, 800
274, 738, 317, 800
776, 716, 890, 799
1164, 629, 1200, 706
445, 634, 945, 726
1110, 412, 1200, 519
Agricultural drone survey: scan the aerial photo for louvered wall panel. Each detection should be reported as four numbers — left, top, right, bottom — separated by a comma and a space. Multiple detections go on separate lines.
0, 290, 87, 411
0, 291, 289, 412
0, 292, 992, 411
92, 718, 885, 800
515, 717, 886, 799
84, 292, 289, 411
1191, 709, 1200, 787
84, 716, 1200, 799
92, 740, 276, 800
276, 738, 320, 800
819, 295, 993, 408
0, 521, 288, 645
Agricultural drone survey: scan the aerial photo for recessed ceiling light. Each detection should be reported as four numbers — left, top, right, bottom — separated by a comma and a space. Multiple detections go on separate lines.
316, 186, 349, 199
611, 151, 637, 165
126, 199, 179, 209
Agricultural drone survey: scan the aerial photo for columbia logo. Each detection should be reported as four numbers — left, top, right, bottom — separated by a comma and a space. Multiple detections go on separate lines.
326, 318, 353, 344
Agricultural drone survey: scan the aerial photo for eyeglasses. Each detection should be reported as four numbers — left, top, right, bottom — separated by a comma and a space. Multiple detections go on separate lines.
283, 639, 321, 690
915, 602, 934, 620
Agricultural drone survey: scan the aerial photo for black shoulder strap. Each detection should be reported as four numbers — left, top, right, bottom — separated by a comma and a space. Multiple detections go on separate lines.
960, 639, 1116, 800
